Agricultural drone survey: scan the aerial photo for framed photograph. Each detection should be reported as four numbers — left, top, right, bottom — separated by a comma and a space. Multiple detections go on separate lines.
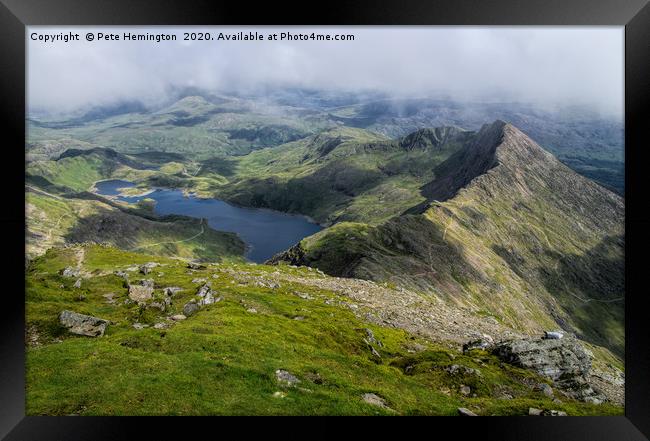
1, 0, 649, 438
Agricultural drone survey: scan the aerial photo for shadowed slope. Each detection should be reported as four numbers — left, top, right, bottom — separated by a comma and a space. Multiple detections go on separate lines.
270, 121, 624, 356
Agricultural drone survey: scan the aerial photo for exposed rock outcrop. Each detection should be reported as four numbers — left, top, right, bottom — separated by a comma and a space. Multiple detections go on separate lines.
458, 407, 478, 416
60, 267, 80, 278
492, 337, 605, 402
362, 393, 391, 410
492, 337, 591, 380
183, 301, 200, 317
275, 369, 300, 387
140, 262, 159, 275
59, 310, 109, 337
128, 283, 154, 302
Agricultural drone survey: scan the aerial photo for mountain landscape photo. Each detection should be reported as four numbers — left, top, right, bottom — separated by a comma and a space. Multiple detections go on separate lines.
25, 27, 625, 416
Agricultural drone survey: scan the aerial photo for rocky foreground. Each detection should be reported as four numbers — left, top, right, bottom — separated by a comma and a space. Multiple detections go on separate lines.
25, 244, 623, 415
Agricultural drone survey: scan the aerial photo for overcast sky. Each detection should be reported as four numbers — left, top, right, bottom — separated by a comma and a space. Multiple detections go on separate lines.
27, 26, 624, 117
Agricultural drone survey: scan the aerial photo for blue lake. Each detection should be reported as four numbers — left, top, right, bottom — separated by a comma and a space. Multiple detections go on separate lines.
94, 180, 322, 263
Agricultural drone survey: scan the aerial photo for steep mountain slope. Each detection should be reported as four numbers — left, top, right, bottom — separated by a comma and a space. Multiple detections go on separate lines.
28, 92, 624, 192
25, 244, 622, 415
26, 186, 245, 262
26, 147, 164, 193
213, 126, 472, 225
327, 98, 624, 193
270, 121, 624, 356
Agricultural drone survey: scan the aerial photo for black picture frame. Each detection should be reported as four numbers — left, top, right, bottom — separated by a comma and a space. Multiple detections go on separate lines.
2, 0, 649, 439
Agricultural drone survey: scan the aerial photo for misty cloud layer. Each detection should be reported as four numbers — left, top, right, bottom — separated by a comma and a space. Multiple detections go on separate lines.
27, 27, 624, 117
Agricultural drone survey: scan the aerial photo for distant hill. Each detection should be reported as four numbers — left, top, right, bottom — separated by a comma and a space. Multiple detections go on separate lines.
326, 99, 624, 193
27, 94, 333, 159
27, 92, 624, 193
213, 126, 475, 225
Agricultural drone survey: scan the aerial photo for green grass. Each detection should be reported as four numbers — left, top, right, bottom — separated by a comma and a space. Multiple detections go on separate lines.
25, 245, 622, 416
26, 191, 246, 262
27, 155, 109, 192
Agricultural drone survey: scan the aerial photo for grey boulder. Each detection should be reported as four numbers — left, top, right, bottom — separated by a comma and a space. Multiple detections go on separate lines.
164, 287, 183, 296
492, 337, 605, 402
60, 267, 80, 278
128, 283, 154, 302
275, 369, 300, 387
463, 338, 493, 353
183, 301, 200, 317
187, 262, 206, 270
59, 310, 109, 337
491, 337, 591, 381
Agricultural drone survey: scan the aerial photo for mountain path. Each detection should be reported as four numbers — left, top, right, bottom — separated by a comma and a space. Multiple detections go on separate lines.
25, 185, 64, 200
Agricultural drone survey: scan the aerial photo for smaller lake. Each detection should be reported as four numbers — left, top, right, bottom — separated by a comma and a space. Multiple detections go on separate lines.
94, 180, 322, 263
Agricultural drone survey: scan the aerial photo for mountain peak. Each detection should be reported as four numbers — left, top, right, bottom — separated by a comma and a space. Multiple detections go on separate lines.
157, 95, 217, 116
421, 119, 619, 205
398, 126, 467, 150
420, 120, 506, 201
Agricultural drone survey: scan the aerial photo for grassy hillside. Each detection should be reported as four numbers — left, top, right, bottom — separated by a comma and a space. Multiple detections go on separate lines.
26, 121, 625, 358
127, 125, 472, 226
25, 245, 620, 416
326, 98, 624, 193
28, 96, 333, 159
270, 122, 624, 357
28, 93, 624, 193
26, 188, 245, 262
28, 124, 473, 226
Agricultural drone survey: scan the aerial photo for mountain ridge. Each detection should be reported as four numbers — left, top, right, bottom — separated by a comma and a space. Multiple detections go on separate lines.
269, 120, 624, 356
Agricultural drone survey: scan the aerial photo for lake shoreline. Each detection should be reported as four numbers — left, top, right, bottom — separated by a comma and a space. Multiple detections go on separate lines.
91, 179, 325, 228
91, 179, 324, 263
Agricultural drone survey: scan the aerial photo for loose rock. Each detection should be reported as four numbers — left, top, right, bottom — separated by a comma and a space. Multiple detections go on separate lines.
536, 383, 554, 398
128, 284, 154, 302
140, 262, 159, 275
492, 337, 602, 402
148, 302, 166, 312
60, 267, 80, 278
183, 301, 200, 317
170, 314, 186, 321
446, 364, 482, 377
164, 287, 183, 296
276, 369, 300, 387
543, 331, 564, 340
187, 262, 206, 270
365, 328, 383, 347
59, 310, 109, 337
463, 338, 493, 353
362, 393, 390, 410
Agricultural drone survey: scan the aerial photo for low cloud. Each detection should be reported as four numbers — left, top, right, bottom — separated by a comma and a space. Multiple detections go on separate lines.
27, 26, 624, 117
